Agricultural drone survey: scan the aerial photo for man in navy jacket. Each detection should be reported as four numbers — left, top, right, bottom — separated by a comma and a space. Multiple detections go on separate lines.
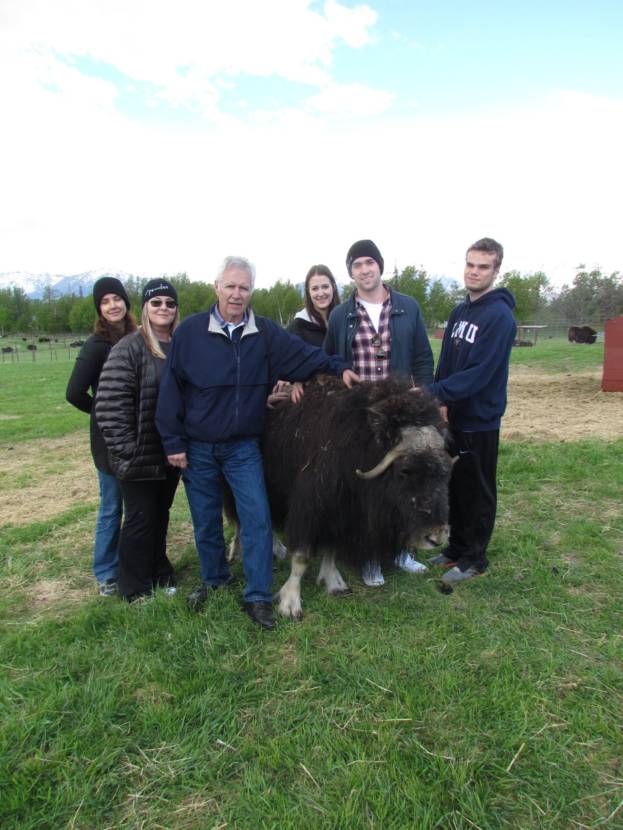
427, 238, 516, 584
324, 239, 434, 587
324, 240, 433, 387
156, 256, 356, 629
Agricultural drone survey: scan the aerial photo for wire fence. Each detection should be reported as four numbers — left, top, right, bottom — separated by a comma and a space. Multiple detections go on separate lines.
510, 319, 609, 339
0, 334, 91, 363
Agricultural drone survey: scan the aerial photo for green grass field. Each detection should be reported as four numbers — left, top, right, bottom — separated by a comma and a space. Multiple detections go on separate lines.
1, 341, 622, 829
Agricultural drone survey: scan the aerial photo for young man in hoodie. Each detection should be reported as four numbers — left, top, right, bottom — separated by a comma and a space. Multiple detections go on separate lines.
427, 238, 516, 584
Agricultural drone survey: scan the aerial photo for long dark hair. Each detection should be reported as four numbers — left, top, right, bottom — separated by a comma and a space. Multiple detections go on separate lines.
94, 313, 137, 344
304, 265, 340, 329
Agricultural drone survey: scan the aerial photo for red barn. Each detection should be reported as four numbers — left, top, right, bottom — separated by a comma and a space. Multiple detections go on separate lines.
602, 316, 623, 392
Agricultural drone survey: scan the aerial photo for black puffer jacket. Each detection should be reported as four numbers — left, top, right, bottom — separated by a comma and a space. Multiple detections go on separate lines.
95, 331, 169, 481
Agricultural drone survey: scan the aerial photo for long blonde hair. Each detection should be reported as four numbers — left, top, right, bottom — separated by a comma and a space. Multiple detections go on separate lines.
140, 302, 180, 358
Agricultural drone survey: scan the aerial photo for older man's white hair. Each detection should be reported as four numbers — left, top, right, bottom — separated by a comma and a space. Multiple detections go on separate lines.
216, 256, 256, 290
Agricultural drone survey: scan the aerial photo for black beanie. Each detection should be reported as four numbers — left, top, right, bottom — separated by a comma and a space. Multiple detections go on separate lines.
346, 239, 384, 276
142, 279, 178, 307
93, 276, 130, 312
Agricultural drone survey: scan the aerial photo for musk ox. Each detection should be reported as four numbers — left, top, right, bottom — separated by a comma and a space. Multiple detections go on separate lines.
568, 325, 597, 344
229, 376, 453, 619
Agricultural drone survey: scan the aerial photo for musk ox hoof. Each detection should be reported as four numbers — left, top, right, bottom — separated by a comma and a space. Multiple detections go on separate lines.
329, 586, 352, 598
275, 588, 303, 620
277, 600, 303, 620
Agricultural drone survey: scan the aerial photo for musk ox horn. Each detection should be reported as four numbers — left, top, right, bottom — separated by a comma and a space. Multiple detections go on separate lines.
355, 426, 445, 480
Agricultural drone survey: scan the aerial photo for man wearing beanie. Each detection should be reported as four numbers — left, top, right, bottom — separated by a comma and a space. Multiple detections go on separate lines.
325, 238, 434, 586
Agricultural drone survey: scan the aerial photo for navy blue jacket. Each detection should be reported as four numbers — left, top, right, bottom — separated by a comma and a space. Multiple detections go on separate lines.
156, 308, 350, 454
323, 286, 434, 385
428, 288, 516, 431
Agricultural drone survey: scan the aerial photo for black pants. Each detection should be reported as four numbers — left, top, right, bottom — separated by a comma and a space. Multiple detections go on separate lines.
118, 469, 180, 599
447, 429, 499, 571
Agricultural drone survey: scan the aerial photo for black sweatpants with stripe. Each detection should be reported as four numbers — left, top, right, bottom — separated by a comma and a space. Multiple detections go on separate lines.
118, 469, 179, 599
447, 428, 500, 572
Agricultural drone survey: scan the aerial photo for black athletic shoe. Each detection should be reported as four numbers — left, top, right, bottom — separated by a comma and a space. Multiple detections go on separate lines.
126, 590, 154, 604
187, 577, 234, 612
187, 583, 210, 611
441, 564, 486, 584
428, 551, 458, 568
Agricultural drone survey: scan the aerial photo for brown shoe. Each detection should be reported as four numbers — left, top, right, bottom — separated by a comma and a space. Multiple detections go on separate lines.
243, 601, 276, 630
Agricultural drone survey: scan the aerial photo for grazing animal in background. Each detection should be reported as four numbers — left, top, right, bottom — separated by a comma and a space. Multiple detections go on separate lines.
232, 376, 453, 619
1, 346, 13, 354
26, 344, 37, 351
70, 340, 85, 348
568, 325, 597, 344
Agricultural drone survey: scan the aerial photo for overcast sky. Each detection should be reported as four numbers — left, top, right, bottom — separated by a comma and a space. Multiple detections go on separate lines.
1, 0, 622, 288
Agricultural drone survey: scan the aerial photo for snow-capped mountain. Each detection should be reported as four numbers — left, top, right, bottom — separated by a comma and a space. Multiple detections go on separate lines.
0, 269, 136, 299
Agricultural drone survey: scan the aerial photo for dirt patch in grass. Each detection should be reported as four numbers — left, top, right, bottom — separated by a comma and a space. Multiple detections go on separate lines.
0, 432, 97, 526
503, 370, 623, 443
168, 521, 195, 550
29, 577, 92, 610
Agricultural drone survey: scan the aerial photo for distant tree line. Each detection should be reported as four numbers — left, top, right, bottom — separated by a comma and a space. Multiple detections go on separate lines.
0, 266, 621, 336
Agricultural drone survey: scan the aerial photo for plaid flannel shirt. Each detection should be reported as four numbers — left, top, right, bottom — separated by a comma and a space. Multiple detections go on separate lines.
351, 294, 392, 381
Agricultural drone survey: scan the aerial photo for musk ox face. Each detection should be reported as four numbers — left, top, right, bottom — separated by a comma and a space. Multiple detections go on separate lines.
370, 446, 451, 551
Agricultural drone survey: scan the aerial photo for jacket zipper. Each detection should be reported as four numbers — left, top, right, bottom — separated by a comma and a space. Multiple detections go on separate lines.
233, 336, 240, 433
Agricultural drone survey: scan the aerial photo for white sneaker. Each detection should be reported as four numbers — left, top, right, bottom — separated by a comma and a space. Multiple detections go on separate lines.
161, 586, 177, 597
361, 561, 385, 587
395, 551, 428, 574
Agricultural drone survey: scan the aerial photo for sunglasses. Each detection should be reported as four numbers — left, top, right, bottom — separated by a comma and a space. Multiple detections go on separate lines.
371, 334, 387, 360
148, 298, 177, 309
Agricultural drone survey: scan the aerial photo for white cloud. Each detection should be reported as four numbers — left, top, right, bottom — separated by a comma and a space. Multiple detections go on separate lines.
306, 82, 394, 116
323, 0, 378, 48
0, 0, 380, 113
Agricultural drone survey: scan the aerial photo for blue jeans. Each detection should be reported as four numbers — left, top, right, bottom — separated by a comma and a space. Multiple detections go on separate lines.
93, 470, 122, 582
183, 438, 273, 603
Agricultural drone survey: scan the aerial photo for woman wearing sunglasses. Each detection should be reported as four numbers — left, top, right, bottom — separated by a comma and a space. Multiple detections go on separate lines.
95, 279, 181, 602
